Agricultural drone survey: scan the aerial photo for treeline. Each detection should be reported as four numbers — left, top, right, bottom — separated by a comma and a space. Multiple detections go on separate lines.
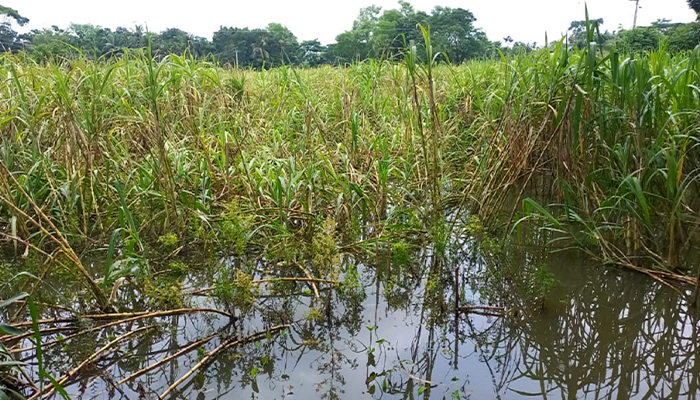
1, 1, 700, 67
567, 18, 700, 54
1, 1, 500, 66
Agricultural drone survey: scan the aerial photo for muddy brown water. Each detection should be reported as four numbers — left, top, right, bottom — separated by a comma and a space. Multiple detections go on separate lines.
5, 245, 700, 400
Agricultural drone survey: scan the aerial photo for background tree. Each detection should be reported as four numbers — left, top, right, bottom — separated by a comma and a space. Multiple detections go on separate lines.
28, 26, 79, 60
265, 23, 300, 65
667, 21, 700, 51
430, 6, 495, 62
8, 0, 700, 65
152, 28, 213, 58
373, 2, 429, 59
566, 18, 614, 49
0, 22, 22, 51
0, 4, 29, 52
69, 24, 110, 57
501, 41, 537, 55
212, 27, 269, 68
331, 5, 381, 62
689, 0, 700, 16
332, 2, 494, 64
0, 5, 28, 25
616, 26, 662, 52
650, 19, 683, 35
299, 39, 329, 67
104, 26, 148, 54
213, 24, 298, 69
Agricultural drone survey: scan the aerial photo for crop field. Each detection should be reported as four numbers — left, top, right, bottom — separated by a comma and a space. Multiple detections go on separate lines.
1, 34, 700, 398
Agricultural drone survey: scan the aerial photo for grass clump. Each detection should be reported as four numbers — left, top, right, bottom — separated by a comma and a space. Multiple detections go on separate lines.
143, 277, 185, 309
157, 232, 179, 248
169, 261, 189, 275
218, 200, 253, 255
391, 242, 411, 267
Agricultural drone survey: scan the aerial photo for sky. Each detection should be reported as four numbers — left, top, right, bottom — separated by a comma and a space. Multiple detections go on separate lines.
5, 0, 698, 45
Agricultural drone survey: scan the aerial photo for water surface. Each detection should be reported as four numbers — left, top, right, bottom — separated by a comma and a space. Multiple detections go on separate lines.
8, 246, 700, 400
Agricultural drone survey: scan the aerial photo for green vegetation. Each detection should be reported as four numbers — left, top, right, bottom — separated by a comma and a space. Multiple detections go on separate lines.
0, 11, 699, 305
1, 2, 497, 66
0, 17, 697, 304
1, 1, 700, 398
2, 2, 699, 67
689, 0, 700, 15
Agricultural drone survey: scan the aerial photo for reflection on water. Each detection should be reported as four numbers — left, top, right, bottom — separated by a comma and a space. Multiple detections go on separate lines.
8, 244, 700, 400
501, 262, 700, 400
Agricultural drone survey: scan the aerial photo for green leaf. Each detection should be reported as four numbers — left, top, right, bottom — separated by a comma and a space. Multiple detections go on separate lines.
627, 176, 652, 227
46, 374, 71, 400
2, 386, 27, 400
251, 378, 259, 393
367, 351, 376, 367
104, 228, 122, 285
0, 292, 28, 309
0, 361, 25, 367
521, 198, 561, 228
28, 297, 45, 392
11, 272, 38, 282
0, 323, 23, 336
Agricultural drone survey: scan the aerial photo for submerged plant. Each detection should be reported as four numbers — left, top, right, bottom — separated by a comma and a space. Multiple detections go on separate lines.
219, 201, 253, 255
391, 241, 411, 267
312, 217, 340, 279
214, 269, 256, 315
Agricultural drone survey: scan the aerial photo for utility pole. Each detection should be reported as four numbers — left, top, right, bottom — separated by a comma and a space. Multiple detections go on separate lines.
235, 49, 239, 69
631, 0, 640, 28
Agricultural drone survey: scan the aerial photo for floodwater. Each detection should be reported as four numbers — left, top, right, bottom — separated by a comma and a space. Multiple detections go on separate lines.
6, 243, 700, 400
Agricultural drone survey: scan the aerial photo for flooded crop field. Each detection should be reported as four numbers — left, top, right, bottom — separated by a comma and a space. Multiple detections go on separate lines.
2, 13, 700, 399
4, 244, 698, 400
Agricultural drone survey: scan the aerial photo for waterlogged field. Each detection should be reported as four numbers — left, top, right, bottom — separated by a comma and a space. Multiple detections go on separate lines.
6, 247, 700, 400
1, 39, 700, 399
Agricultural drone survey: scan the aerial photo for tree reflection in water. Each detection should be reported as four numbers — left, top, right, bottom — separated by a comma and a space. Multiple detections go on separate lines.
35, 243, 700, 400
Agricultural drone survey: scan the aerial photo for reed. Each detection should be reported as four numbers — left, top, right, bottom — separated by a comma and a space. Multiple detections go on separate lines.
1, 30, 700, 308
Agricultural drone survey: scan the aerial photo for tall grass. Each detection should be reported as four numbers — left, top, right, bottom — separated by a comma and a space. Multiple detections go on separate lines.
1, 29, 700, 307
492, 38, 700, 271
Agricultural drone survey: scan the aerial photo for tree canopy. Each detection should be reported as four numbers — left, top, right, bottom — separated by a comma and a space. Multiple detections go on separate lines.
330, 3, 496, 63
0, 4, 29, 52
689, 0, 700, 15
0, 5, 28, 26
2, 1, 700, 66
212, 23, 298, 68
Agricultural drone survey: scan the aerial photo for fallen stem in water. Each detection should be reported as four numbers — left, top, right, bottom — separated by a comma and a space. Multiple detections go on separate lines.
160, 324, 289, 399
116, 333, 217, 386
9, 307, 235, 328
292, 261, 320, 299
28, 325, 157, 400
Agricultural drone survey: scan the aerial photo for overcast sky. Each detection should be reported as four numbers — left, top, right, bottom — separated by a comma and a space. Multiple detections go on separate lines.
6, 0, 698, 45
